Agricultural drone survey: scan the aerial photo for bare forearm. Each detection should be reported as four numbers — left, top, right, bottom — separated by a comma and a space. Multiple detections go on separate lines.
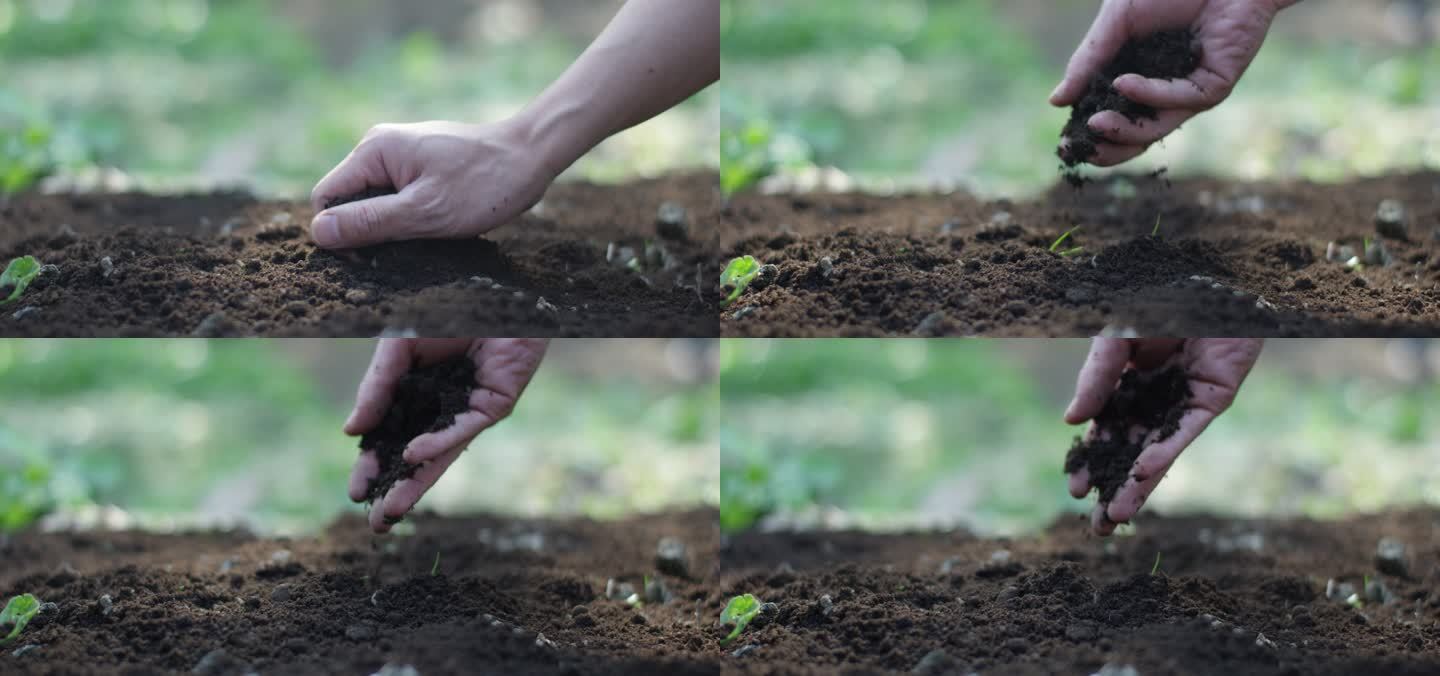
517, 0, 720, 179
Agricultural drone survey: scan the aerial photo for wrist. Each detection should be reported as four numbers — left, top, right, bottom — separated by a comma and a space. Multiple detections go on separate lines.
508, 88, 604, 182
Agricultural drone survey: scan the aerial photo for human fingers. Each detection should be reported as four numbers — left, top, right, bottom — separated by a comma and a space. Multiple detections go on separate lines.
1065, 338, 1134, 424
1086, 109, 1194, 147
344, 339, 415, 436
373, 445, 466, 533
1106, 407, 1217, 523
348, 449, 380, 503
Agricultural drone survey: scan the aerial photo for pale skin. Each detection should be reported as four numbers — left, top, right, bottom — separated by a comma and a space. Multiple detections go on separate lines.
1064, 338, 1264, 536
309, 0, 720, 249
1051, 0, 1302, 167
346, 338, 548, 533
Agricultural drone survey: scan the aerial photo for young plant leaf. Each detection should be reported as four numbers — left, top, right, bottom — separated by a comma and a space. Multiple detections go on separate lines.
720, 256, 762, 307
0, 593, 40, 646
1058, 246, 1084, 258
719, 593, 762, 645
1150, 551, 1162, 576
1151, 214, 1163, 238
0, 256, 41, 306
1049, 226, 1081, 253
430, 551, 440, 577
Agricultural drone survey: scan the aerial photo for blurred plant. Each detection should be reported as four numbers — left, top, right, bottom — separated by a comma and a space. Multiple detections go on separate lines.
720, 93, 813, 195
720, 255, 762, 306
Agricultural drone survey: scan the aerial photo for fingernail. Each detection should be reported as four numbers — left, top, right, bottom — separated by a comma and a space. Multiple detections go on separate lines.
312, 213, 339, 248
1049, 83, 1064, 101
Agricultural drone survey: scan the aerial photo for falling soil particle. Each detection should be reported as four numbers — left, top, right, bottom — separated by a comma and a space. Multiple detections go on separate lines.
359, 356, 476, 504
1065, 366, 1190, 504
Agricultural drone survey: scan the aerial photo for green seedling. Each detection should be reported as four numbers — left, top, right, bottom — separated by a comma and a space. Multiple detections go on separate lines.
1058, 246, 1085, 258
720, 256, 762, 306
1150, 552, 1162, 576
430, 551, 440, 577
719, 593, 762, 645
0, 256, 41, 306
1151, 214, 1163, 238
1049, 226, 1081, 253
0, 593, 40, 646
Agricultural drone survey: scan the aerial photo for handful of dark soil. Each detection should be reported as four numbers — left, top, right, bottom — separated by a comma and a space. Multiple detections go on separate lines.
1064, 365, 1189, 504
359, 355, 476, 505
1058, 29, 1200, 168
324, 187, 398, 210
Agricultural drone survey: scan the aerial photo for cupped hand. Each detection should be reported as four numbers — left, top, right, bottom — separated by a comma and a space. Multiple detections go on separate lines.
345, 338, 548, 533
1064, 338, 1263, 535
308, 120, 555, 249
1050, 0, 1292, 167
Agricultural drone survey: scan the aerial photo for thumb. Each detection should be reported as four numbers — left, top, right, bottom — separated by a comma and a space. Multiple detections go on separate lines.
310, 192, 415, 249
1051, 6, 1127, 106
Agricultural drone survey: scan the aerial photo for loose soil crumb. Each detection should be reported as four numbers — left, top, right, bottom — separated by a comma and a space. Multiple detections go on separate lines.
0, 509, 720, 675
1059, 29, 1200, 169
0, 174, 718, 337
721, 171, 1440, 336
1065, 366, 1190, 503
721, 509, 1440, 675
359, 356, 476, 505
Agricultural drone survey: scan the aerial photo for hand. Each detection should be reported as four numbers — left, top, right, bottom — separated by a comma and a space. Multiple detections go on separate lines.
345, 338, 548, 533
308, 119, 556, 249
1050, 0, 1293, 167
1064, 338, 1263, 535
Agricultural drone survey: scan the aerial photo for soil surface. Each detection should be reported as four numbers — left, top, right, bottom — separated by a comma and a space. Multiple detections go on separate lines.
720, 171, 1440, 336
359, 355, 476, 505
0, 174, 718, 337
0, 509, 721, 675
721, 509, 1440, 675
1059, 29, 1200, 168
1065, 366, 1190, 504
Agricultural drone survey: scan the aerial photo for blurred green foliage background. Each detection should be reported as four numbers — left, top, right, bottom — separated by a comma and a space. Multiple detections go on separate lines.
0, 0, 717, 197
720, 339, 1440, 534
0, 338, 718, 534
721, 0, 1440, 196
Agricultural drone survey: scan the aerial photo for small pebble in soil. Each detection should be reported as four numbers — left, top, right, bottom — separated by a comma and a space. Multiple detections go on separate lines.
271, 584, 293, 603
191, 312, 233, 338
345, 289, 375, 305
913, 311, 947, 337
193, 648, 249, 675
732, 644, 760, 658
536, 296, 559, 313
371, 665, 421, 676
99, 594, 114, 616
1376, 537, 1408, 576
1255, 632, 1276, 649
1325, 579, 1356, 602
1364, 577, 1394, 605
656, 537, 689, 577
911, 648, 961, 675
656, 202, 688, 240
751, 264, 779, 291
12, 306, 39, 321
100, 256, 116, 279
12, 644, 40, 658
1376, 199, 1408, 239
644, 576, 672, 604
346, 624, 376, 641
732, 305, 758, 321
605, 579, 636, 601
1093, 665, 1140, 676
818, 594, 834, 617
535, 633, 556, 650
817, 256, 835, 279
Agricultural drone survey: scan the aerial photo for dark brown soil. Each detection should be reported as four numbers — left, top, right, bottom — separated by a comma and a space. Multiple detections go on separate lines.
1059, 29, 1200, 168
0, 174, 719, 337
720, 509, 1440, 675
720, 171, 1440, 336
0, 509, 721, 675
1065, 366, 1190, 504
359, 355, 477, 506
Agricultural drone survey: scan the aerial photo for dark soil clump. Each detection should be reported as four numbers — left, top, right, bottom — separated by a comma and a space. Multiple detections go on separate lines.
0, 174, 718, 337
323, 187, 398, 210
721, 171, 1440, 337
1, 509, 721, 675
1059, 29, 1200, 168
721, 509, 1440, 675
359, 355, 476, 504
1065, 366, 1190, 503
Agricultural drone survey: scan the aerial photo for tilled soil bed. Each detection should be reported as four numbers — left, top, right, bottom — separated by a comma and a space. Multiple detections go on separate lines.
720, 172, 1440, 336
720, 509, 1440, 675
0, 174, 718, 337
0, 509, 721, 675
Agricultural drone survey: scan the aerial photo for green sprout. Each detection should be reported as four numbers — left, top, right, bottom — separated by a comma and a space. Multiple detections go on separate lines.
1150, 552, 1162, 576
0, 594, 40, 646
1049, 226, 1081, 253
720, 256, 761, 307
430, 551, 440, 577
0, 256, 41, 306
1058, 246, 1085, 258
719, 593, 762, 645
1151, 214, 1163, 238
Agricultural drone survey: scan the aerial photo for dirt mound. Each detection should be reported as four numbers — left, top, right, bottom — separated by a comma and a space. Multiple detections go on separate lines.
720, 509, 1440, 675
1059, 29, 1200, 168
0, 174, 719, 337
359, 355, 477, 506
720, 172, 1440, 337
1066, 366, 1190, 504
0, 509, 721, 675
